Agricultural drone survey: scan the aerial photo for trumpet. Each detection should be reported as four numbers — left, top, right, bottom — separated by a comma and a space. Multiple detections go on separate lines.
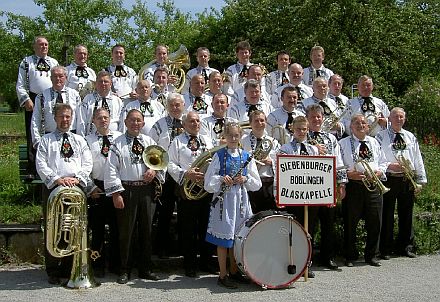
396, 154, 422, 192
355, 159, 390, 195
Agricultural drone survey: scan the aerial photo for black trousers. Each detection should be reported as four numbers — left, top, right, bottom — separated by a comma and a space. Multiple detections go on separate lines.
116, 184, 156, 275
342, 181, 382, 261
88, 180, 120, 272
42, 186, 73, 278
380, 176, 415, 255
248, 177, 277, 214
154, 174, 178, 256
177, 194, 214, 271
25, 92, 37, 173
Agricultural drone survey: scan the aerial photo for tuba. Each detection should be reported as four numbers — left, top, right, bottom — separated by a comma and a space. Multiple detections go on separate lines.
46, 185, 100, 289
355, 159, 390, 195
183, 144, 226, 200
139, 45, 190, 93
142, 145, 169, 202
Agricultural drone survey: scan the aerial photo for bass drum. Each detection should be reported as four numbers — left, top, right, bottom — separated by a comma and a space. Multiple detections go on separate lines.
234, 211, 311, 289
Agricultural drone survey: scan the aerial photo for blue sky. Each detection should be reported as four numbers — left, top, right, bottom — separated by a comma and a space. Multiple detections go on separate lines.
0, 0, 225, 18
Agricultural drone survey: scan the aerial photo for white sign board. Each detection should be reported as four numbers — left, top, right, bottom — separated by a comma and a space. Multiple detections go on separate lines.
276, 155, 336, 206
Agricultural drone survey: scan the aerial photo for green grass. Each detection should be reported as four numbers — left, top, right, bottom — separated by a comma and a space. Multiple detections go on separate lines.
0, 111, 25, 136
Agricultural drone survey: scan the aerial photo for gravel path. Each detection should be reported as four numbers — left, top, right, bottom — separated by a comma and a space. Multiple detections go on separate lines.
1, 254, 439, 302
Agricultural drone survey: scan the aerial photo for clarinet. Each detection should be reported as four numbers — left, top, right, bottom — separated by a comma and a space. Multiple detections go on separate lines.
211, 140, 269, 207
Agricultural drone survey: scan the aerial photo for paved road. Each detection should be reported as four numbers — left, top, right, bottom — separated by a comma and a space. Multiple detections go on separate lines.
1, 254, 440, 302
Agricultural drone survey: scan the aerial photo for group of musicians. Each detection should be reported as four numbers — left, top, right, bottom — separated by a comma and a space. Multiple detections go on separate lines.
17, 36, 427, 288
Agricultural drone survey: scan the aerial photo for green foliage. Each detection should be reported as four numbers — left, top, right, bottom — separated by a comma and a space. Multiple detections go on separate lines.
399, 75, 440, 139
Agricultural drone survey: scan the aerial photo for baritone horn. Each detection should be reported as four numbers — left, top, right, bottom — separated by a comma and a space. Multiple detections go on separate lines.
355, 159, 390, 195
183, 145, 225, 200
46, 185, 100, 289
143, 145, 169, 202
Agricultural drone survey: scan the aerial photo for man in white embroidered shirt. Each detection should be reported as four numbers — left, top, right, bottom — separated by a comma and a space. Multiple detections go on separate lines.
36, 103, 93, 285
105, 109, 165, 284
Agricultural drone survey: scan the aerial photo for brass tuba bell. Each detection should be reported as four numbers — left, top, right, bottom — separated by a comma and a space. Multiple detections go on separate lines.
142, 145, 169, 170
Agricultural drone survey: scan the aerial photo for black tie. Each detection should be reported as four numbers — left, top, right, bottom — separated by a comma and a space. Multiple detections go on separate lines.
140, 102, 153, 115
295, 86, 303, 101
202, 68, 209, 83
36, 58, 50, 73
132, 137, 144, 156
171, 118, 183, 140
335, 96, 344, 108
282, 72, 289, 85
101, 97, 110, 114
239, 65, 248, 78
101, 135, 110, 157
286, 112, 294, 131
193, 96, 207, 111
187, 135, 200, 151
361, 97, 375, 112
300, 143, 309, 155
313, 131, 324, 144
316, 69, 323, 78
247, 104, 258, 116
56, 92, 63, 104
61, 133, 74, 158
114, 65, 127, 77
319, 101, 332, 116
393, 132, 406, 150
75, 66, 89, 78
359, 140, 370, 159
214, 118, 225, 134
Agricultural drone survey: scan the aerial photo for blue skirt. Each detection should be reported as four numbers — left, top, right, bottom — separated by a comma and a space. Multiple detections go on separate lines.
205, 232, 234, 248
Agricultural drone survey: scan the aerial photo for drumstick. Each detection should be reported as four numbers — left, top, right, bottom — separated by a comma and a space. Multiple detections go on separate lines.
304, 205, 309, 282
287, 216, 296, 275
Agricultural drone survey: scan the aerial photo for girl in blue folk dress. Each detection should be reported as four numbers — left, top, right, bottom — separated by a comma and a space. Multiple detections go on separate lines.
204, 122, 262, 288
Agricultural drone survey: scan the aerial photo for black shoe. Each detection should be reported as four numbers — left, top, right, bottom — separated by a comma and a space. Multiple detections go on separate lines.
117, 273, 129, 284
185, 269, 198, 278
139, 271, 160, 281
404, 250, 416, 258
366, 258, 381, 267
307, 269, 315, 278
345, 261, 354, 267
380, 254, 391, 260
326, 259, 338, 270
48, 276, 60, 285
217, 276, 238, 289
229, 272, 250, 284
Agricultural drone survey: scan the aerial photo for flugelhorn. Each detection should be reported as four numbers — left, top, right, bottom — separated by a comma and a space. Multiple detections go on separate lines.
46, 185, 100, 289
396, 153, 422, 192
355, 159, 390, 195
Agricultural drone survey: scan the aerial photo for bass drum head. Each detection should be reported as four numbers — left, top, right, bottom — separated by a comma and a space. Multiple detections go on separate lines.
234, 214, 311, 289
